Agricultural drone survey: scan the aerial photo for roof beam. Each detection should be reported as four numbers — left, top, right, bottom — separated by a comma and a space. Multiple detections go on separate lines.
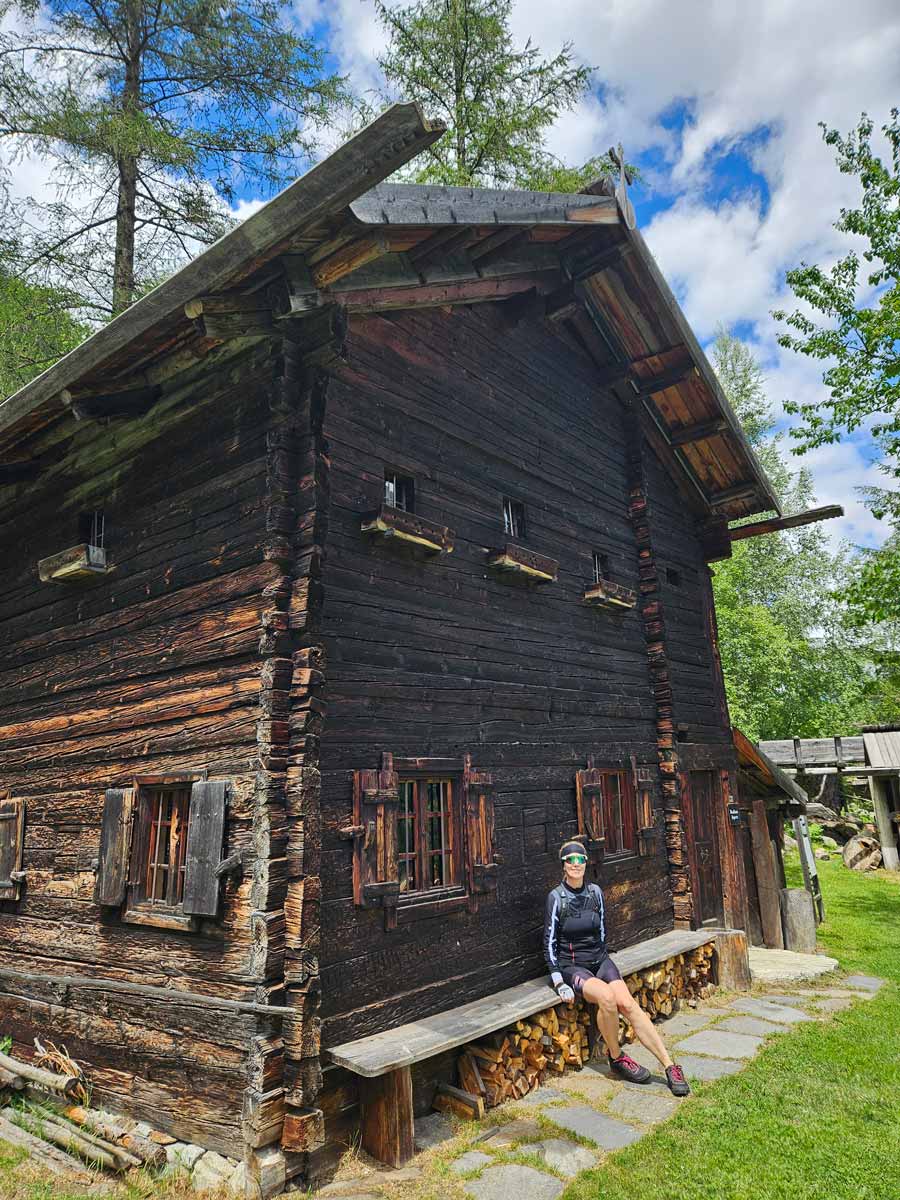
565, 239, 631, 282
349, 183, 619, 228
337, 273, 554, 313
61, 386, 161, 421
708, 482, 760, 508
728, 504, 844, 542
312, 233, 390, 288
184, 294, 274, 339
633, 361, 697, 396
469, 227, 528, 264
668, 417, 728, 446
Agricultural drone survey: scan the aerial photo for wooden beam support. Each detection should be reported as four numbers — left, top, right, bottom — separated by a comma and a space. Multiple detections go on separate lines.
359, 1067, 414, 1167
633, 361, 697, 397
61, 386, 161, 420
565, 238, 631, 281
0, 459, 40, 483
708, 482, 761, 509
336, 272, 556, 313
668, 417, 728, 446
407, 225, 472, 270
544, 281, 580, 323
311, 233, 389, 288
729, 504, 844, 542
469, 226, 529, 265
269, 255, 321, 318
349, 183, 619, 228
184, 295, 274, 340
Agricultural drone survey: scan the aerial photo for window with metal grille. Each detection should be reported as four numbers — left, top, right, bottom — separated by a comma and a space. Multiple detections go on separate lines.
384, 471, 415, 512
131, 786, 191, 909
397, 777, 459, 895
600, 770, 637, 857
593, 551, 610, 583
502, 497, 526, 539
78, 510, 105, 549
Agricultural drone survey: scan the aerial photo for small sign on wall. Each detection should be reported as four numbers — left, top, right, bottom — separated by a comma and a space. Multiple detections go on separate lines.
728, 804, 742, 826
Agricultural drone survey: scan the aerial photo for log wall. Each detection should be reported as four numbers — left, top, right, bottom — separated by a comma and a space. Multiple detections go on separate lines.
0, 339, 292, 1159
315, 303, 727, 1055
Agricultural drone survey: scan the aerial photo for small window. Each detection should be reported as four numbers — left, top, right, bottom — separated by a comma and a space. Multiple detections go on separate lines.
666, 567, 681, 587
593, 551, 610, 584
397, 777, 460, 895
502, 497, 526, 539
384, 471, 415, 513
129, 785, 191, 911
78, 510, 105, 550
601, 770, 637, 857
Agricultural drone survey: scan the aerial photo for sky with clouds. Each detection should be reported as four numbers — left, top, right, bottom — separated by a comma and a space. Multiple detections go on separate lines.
5, 1, 899, 550
294, 0, 900, 552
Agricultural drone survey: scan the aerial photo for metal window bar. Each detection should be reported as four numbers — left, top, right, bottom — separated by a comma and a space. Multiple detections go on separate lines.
143, 787, 190, 906
503, 498, 525, 539
397, 777, 454, 893
593, 552, 610, 584
90, 510, 105, 550
385, 472, 414, 512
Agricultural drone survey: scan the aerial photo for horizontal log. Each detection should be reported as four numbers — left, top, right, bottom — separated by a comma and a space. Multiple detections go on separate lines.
0, 1112, 94, 1180
0, 1050, 82, 1098
728, 504, 843, 541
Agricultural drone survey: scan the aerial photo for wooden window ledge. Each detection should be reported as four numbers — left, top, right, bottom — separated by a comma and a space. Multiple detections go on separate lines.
362, 505, 454, 554
487, 543, 558, 583
583, 579, 636, 610
38, 544, 112, 584
122, 908, 198, 933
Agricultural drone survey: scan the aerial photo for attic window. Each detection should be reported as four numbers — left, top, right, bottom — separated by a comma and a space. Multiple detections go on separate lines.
593, 552, 610, 584
384, 472, 415, 513
503, 497, 526, 540
79, 510, 105, 550
666, 567, 681, 587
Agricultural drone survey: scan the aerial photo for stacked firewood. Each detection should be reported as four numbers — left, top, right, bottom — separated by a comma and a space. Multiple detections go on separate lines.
622, 945, 715, 1023
0, 1046, 164, 1177
451, 1003, 592, 1111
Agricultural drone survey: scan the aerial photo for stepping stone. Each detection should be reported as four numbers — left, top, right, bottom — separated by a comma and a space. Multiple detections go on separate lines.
715, 1016, 783, 1037
676, 1030, 763, 1060
450, 1151, 493, 1175
533, 1138, 598, 1177
807, 987, 868, 999
676, 1054, 743, 1081
514, 1086, 566, 1108
844, 974, 885, 993
728, 998, 813, 1025
658, 1012, 713, 1037
414, 1112, 454, 1152
481, 1119, 544, 1149
812, 995, 855, 1014
757, 993, 813, 1007
547, 1104, 643, 1150
463, 1164, 565, 1200
608, 1090, 679, 1123
553, 1071, 615, 1103
316, 1180, 383, 1197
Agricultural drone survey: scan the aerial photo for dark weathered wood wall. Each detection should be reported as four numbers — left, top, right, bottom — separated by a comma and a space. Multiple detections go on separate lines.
0, 340, 288, 1156
316, 304, 688, 1050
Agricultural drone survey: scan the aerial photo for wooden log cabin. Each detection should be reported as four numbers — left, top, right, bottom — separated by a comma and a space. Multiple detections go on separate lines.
0, 103, 791, 1193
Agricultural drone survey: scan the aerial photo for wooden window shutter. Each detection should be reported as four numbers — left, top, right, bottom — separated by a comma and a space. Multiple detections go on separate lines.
575, 760, 605, 857
0, 797, 26, 901
352, 753, 400, 922
183, 780, 229, 917
94, 788, 136, 906
464, 755, 497, 909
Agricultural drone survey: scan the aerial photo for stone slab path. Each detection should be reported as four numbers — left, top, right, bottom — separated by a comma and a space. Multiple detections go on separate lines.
312, 974, 884, 1200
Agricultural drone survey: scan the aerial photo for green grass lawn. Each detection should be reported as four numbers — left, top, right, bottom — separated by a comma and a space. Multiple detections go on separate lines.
564, 856, 900, 1200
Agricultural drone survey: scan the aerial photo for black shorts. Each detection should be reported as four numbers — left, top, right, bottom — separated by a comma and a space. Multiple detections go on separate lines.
560, 955, 623, 996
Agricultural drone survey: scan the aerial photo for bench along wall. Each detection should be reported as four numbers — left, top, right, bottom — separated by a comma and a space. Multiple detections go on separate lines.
0, 339, 298, 1159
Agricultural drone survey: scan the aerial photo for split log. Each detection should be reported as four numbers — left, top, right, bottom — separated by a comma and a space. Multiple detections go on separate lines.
433, 1083, 484, 1120
0, 1112, 94, 1181
56, 1103, 165, 1168
5, 1107, 120, 1172
0, 1066, 25, 1092
23, 1102, 142, 1170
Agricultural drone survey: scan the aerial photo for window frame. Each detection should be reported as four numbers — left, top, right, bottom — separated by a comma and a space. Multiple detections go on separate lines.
396, 773, 465, 903
122, 772, 205, 931
384, 470, 415, 513
597, 768, 638, 859
502, 496, 527, 540
592, 550, 611, 584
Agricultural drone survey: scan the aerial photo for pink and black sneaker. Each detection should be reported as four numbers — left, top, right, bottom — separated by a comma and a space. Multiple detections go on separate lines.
666, 1064, 690, 1096
608, 1052, 651, 1084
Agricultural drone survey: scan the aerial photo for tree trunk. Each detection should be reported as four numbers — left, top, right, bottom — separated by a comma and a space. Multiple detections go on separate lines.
112, 0, 142, 314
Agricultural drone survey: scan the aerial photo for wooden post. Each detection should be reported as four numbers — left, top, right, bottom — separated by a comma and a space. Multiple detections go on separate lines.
749, 799, 784, 949
359, 1067, 414, 1167
713, 929, 751, 991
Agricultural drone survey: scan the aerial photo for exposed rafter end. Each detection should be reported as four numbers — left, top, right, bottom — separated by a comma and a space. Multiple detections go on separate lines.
184, 294, 274, 340
60, 385, 161, 421
668, 417, 728, 446
708, 482, 761, 509
729, 504, 844, 542
633, 361, 696, 397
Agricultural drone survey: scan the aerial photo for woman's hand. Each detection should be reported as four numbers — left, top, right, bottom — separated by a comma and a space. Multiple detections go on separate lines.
555, 982, 575, 1003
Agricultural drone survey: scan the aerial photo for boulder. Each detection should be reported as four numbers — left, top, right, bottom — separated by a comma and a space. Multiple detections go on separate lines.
807, 803, 839, 822
821, 836, 839, 849
855, 848, 883, 872
784, 834, 798, 852
814, 848, 831, 861
842, 834, 880, 870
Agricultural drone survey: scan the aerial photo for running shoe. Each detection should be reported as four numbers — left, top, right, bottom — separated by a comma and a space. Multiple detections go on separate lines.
608, 1052, 651, 1084
666, 1064, 690, 1096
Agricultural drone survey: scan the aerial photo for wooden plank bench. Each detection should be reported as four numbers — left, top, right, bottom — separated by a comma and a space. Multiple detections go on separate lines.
328, 928, 747, 1165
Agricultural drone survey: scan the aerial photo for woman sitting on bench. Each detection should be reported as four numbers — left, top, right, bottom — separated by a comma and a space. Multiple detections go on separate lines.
543, 840, 690, 1096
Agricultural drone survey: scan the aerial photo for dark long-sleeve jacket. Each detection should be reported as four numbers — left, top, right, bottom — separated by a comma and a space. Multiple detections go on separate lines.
543, 881, 608, 986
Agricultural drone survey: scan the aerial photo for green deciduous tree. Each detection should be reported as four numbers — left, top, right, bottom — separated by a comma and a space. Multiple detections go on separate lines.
711, 330, 897, 739
775, 111, 900, 624
0, 0, 347, 314
373, 0, 616, 189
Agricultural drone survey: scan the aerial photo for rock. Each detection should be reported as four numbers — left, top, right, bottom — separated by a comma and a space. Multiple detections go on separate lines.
844, 974, 885, 992
780, 888, 817, 954
450, 1151, 493, 1174
841, 834, 879, 869
150, 1130, 178, 1145
533, 1138, 598, 1177
227, 1163, 261, 1199
413, 1112, 454, 1152
480, 1118, 543, 1149
463, 1164, 564, 1200
814, 848, 831, 861
674, 1030, 763, 1060
675, 1054, 743, 1081
728, 998, 813, 1024
857, 849, 883, 871
166, 1143, 207, 1170
514, 1085, 566, 1107
546, 1105, 643, 1150
608, 1091, 679, 1123
192, 1151, 234, 1194
784, 835, 798, 851
821, 836, 839, 849
807, 803, 839, 822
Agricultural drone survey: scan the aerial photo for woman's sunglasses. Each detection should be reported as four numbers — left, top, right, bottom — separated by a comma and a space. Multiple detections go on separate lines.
562, 854, 587, 865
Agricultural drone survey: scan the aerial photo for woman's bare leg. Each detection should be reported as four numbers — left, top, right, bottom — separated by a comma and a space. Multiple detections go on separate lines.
581, 978, 621, 1058
608, 979, 673, 1069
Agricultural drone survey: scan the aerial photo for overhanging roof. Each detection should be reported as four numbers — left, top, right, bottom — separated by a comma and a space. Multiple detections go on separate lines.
0, 103, 780, 521
734, 727, 808, 812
